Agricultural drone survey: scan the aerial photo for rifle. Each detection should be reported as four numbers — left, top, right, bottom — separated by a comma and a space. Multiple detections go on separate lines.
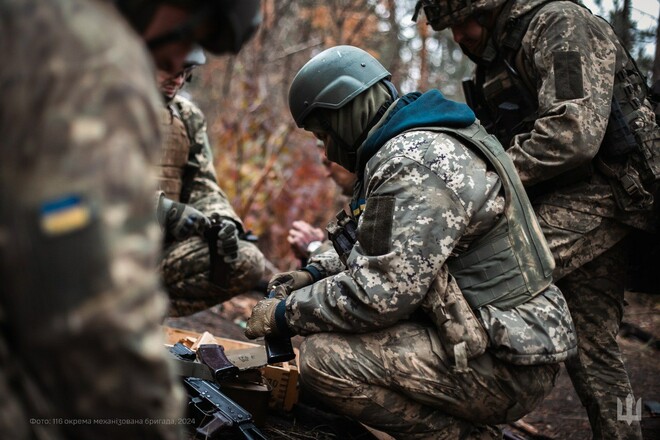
184, 377, 268, 440
169, 343, 268, 439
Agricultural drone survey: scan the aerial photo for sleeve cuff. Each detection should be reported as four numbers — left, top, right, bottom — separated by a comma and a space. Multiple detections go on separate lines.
274, 300, 295, 337
302, 265, 323, 282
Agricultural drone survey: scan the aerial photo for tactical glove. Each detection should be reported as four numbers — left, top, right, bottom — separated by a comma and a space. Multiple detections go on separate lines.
215, 218, 240, 262
269, 285, 290, 300
245, 298, 282, 339
157, 194, 209, 241
267, 269, 316, 297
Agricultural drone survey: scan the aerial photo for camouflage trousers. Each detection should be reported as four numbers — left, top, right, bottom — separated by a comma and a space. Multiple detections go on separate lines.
536, 204, 642, 440
299, 322, 559, 440
160, 236, 265, 317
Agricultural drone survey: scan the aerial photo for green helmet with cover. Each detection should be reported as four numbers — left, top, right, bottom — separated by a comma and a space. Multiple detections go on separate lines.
412, 0, 507, 31
288, 45, 391, 128
115, 0, 261, 55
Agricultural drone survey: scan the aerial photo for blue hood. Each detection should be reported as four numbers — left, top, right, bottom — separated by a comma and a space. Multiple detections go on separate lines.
356, 90, 476, 176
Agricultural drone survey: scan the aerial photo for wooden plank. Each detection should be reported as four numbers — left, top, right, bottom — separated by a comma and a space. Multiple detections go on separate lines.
162, 326, 260, 351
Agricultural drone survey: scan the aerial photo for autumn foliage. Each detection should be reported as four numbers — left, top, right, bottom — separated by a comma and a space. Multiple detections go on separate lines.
186, 0, 471, 274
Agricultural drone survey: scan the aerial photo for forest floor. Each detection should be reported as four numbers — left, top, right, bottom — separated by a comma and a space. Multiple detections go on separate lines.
165, 290, 660, 440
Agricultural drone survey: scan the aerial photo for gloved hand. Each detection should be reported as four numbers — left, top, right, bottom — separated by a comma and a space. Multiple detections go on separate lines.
157, 194, 209, 241
215, 218, 239, 262
269, 285, 290, 300
267, 269, 315, 297
245, 298, 281, 339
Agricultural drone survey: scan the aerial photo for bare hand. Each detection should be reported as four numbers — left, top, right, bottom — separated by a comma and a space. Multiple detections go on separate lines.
287, 220, 324, 259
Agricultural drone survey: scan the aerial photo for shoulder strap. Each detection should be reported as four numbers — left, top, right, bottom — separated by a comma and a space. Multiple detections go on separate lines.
495, 0, 561, 58
488, 1, 559, 116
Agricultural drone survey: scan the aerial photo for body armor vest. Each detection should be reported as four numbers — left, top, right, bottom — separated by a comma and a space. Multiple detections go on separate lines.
157, 105, 190, 201
432, 124, 555, 310
172, 96, 206, 204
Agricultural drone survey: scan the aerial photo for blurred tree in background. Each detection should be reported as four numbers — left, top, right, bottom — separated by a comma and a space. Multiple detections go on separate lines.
591, 0, 658, 81
186, 0, 656, 275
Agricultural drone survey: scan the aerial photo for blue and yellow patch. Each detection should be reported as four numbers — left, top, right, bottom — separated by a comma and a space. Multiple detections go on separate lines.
40, 195, 91, 236
351, 199, 366, 217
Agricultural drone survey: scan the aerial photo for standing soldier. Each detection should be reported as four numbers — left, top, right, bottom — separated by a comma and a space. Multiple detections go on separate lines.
246, 45, 577, 439
155, 47, 266, 317
0, 0, 260, 438
414, 1, 659, 438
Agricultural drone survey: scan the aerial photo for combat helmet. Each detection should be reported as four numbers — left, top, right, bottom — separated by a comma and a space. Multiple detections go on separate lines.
288, 45, 391, 128
114, 0, 261, 55
412, 0, 507, 31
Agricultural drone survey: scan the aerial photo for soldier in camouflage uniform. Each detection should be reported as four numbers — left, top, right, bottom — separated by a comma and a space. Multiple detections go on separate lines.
155, 48, 266, 317
414, 1, 660, 438
0, 0, 260, 438
245, 46, 577, 439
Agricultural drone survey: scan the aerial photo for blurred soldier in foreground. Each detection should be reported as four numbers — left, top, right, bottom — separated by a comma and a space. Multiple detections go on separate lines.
414, 1, 659, 438
246, 45, 577, 439
155, 48, 265, 317
0, 0, 260, 438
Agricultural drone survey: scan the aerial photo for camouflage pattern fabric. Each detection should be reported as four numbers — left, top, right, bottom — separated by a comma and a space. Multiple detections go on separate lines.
285, 128, 572, 436
162, 236, 265, 317
157, 105, 190, 201
286, 130, 507, 335
160, 95, 265, 317
306, 247, 346, 278
0, 0, 183, 438
464, 1, 652, 437
299, 322, 559, 439
558, 240, 638, 440
506, 0, 656, 232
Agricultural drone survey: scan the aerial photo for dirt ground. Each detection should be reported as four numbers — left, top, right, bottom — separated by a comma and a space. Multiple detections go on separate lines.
165, 290, 660, 440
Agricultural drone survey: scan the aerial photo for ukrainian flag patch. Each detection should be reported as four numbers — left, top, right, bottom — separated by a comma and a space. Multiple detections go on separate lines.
40, 195, 92, 236
351, 199, 366, 217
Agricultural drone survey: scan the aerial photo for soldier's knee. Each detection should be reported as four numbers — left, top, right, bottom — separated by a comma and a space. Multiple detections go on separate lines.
299, 335, 326, 374
299, 334, 340, 389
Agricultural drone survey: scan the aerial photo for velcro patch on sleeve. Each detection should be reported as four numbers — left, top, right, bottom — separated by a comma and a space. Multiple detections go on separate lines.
553, 51, 584, 100
358, 196, 395, 256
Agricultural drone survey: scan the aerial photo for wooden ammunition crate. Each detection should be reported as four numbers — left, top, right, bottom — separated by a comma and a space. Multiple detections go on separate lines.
163, 326, 299, 414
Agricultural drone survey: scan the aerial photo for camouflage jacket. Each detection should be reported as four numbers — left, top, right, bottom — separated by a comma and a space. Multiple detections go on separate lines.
285, 124, 575, 364
0, 0, 182, 438
486, 0, 657, 230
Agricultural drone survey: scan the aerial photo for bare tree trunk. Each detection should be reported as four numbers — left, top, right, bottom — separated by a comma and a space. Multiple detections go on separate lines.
385, 0, 403, 83
418, 17, 429, 91
654, 12, 660, 83
621, 0, 632, 50
611, 0, 633, 51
